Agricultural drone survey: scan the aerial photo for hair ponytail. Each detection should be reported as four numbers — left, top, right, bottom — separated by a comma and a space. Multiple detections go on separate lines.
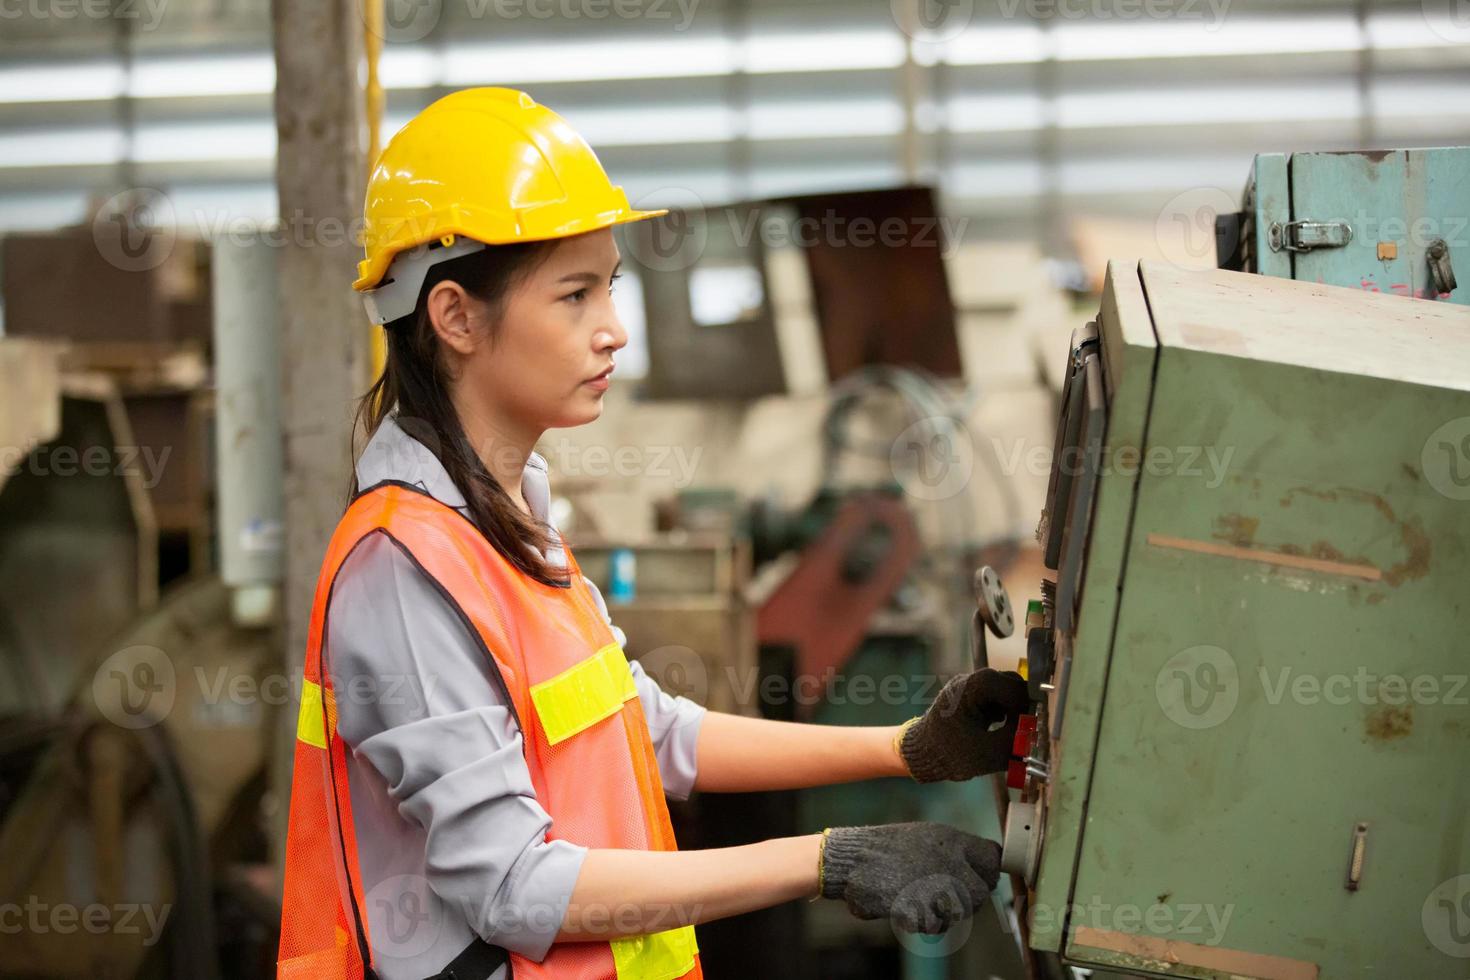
353, 240, 568, 586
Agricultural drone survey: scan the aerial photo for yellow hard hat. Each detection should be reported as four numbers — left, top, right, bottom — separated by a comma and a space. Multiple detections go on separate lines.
354, 87, 666, 321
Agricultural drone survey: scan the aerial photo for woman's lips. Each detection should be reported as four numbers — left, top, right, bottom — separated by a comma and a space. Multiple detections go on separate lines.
583, 367, 613, 391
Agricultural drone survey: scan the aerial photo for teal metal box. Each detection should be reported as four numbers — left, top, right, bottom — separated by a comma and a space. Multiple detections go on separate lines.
1218, 148, 1468, 306
1014, 261, 1470, 978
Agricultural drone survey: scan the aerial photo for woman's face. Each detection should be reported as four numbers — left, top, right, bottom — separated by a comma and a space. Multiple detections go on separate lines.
436, 227, 627, 438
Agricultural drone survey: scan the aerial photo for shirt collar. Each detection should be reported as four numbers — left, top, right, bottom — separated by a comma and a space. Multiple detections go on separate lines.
356, 416, 561, 564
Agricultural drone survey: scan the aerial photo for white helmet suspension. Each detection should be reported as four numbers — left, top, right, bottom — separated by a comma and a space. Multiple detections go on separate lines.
359, 234, 488, 326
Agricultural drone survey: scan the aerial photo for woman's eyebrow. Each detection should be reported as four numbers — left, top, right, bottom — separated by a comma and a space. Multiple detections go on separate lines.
557, 260, 622, 285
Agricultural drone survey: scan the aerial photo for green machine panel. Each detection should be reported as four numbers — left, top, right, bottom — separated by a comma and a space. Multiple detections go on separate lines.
1218, 148, 1468, 306
1007, 261, 1470, 978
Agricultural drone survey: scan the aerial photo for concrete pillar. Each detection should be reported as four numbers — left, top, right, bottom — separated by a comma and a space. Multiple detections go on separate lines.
269, 0, 370, 877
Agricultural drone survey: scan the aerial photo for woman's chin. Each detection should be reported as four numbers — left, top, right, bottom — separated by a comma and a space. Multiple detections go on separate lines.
554, 397, 605, 428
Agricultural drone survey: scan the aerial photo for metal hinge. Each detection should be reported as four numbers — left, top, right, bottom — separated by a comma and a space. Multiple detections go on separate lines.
1269, 220, 1353, 253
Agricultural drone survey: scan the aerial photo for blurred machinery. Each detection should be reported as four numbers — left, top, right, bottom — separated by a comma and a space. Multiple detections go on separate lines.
601, 183, 1033, 978
999, 261, 1470, 976
1216, 147, 1467, 305
0, 222, 283, 979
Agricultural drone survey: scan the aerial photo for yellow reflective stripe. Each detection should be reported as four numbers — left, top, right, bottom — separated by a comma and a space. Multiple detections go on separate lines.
530, 643, 639, 746
297, 678, 328, 750
611, 924, 699, 980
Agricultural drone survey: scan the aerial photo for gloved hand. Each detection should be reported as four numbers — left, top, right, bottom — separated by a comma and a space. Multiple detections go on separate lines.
819, 821, 1002, 934
897, 668, 1030, 782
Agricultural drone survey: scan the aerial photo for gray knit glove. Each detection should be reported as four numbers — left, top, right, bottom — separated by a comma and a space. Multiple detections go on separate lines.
819, 822, 1002, 934
898, 669, 1030, 782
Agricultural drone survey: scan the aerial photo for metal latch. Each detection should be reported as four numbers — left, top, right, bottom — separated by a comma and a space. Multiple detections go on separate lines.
1269, 220, 1353, 253
1428, 239, 1458, 294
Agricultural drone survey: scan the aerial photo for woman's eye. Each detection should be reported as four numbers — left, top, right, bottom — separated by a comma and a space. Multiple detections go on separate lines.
609, 273, 622, 294
566, 288, 588, 304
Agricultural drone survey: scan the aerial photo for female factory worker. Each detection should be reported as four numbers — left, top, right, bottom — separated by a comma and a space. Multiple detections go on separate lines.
278, 87, 1030, 980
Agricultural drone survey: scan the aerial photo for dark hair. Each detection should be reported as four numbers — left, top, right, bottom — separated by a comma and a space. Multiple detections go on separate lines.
353, 240, 567, 585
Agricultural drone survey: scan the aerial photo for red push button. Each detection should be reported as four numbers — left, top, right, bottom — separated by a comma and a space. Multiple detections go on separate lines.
1012, 713, 1038, 757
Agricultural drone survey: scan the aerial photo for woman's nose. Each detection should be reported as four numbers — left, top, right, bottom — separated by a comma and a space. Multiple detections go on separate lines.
597, 310, 628, 353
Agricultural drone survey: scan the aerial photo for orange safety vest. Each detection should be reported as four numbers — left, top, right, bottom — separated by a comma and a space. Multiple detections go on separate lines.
278, 483, 703, 980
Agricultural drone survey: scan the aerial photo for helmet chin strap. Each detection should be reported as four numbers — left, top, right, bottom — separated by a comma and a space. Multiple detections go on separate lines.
360, 234, 488, 326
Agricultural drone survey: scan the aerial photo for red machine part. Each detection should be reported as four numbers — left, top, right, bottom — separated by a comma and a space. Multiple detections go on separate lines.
756, 493, 921, 717
1006, 714, 1039, 790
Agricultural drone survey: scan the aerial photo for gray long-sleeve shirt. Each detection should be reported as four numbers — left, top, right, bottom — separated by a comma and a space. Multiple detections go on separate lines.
324, 417, 706, 979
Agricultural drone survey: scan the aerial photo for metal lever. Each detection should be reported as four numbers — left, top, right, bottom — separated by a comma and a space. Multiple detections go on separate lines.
1428, 239, 1458, 295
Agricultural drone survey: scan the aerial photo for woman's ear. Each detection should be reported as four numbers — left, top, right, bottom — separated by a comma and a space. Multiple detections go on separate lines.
425, 280, 481, 356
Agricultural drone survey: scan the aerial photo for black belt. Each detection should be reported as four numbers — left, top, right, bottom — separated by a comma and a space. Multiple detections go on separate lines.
423, 936, 511, 980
